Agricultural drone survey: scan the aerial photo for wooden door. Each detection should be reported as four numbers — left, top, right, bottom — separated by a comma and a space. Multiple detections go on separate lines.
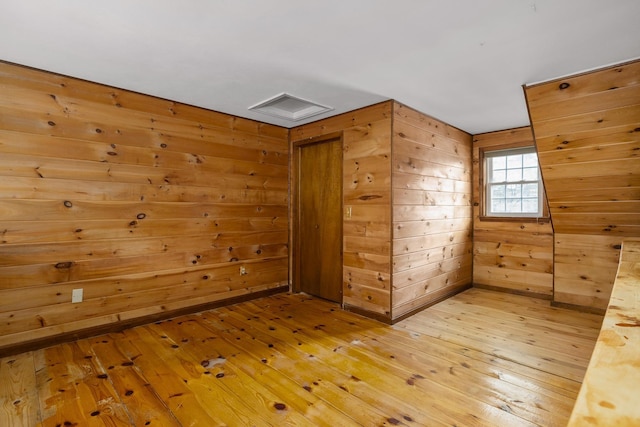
296, 135, 343, 303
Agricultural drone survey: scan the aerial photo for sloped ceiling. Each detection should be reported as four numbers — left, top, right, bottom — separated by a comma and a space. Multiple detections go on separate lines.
1, 0, 639, 134
525, 59, 640, 237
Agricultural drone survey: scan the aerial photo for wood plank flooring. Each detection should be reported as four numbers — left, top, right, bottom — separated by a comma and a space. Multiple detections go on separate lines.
0, 288, 603, 426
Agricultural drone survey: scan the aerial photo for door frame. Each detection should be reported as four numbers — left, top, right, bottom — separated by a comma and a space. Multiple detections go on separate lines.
291, 131, 344, 301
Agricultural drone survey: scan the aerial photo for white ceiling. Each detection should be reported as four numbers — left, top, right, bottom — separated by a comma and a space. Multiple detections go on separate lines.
1, 0, 639, 134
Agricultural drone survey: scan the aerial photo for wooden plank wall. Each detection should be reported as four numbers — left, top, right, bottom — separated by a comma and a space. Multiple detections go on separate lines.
525, 59, 640, 310
472, 127, 554, 298
0, 62, 290, 352
290, 102, 393, 317
554, 234, 621, 309
391, 102, 473, 319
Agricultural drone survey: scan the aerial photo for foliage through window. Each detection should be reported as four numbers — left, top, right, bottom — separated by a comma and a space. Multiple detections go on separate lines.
484, 147, 542, 217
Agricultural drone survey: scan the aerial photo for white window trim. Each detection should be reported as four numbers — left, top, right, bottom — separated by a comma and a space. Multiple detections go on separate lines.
483, 146, 543, 218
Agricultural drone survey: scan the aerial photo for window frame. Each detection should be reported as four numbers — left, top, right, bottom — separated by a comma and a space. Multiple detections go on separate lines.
479, 145, 549, 223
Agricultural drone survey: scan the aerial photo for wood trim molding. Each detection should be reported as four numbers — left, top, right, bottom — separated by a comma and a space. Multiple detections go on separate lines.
291, 131, 342, 148
390, 283, 472, 324
551, 300, 606, 316
343, 304, 393, 324
472, 283, 552, 300
290, 132, 343, 297
477, 215, 551, 224
477, 142, 550, 222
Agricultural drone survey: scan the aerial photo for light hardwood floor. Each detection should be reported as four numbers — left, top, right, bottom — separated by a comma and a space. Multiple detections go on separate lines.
0, 288, 603, 426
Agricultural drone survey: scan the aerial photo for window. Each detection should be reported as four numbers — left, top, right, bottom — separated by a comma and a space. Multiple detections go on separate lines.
483, 147, 543, 218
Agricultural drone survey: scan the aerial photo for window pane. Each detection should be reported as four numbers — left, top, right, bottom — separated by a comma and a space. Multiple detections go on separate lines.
523, 153, 538, 167
492, 156, 506, 170
491, 199, 506, 213
491, 169, 506, 182
484, 147, 542, 217
506, 198, 522, 212
522, 198, 539, 213
522, 183, 538, 198
523, 167, 538, 181
491, 184, 505, 199
507, 154, 522, 169
506, 184, 521, 198
506, 168, 522, 181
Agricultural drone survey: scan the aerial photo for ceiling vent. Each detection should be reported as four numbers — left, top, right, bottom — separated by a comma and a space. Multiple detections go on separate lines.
248, 93, 333, 121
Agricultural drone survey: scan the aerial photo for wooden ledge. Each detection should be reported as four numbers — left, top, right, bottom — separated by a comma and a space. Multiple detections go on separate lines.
568, 239, 640, 426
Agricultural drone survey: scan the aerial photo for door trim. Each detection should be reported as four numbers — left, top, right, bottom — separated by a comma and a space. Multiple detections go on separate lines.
291, 132, 343, 300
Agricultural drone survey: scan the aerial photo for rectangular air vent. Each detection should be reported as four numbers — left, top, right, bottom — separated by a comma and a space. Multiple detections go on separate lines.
248, 93, 333, 121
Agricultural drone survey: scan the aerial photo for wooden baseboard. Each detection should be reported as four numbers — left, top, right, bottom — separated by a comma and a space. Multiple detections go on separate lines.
551, 300, 606, 316
0, 285, 289, 358
472, 283, 553, 300
471, 284, 606, 315
342, 304, 393, 324
390, 283, 473, 324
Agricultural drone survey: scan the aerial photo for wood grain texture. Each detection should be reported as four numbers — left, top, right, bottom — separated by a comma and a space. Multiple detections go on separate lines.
291, 102, 393, 317
0, 61, 289, 352
0, 352, 39, 427
525, 59, 640, 238
0, 289, 602, 426
392, 102, 473, 319
292, 100, 473, 322
554, 233, 622, 310
472, 127, 554, 297
568, 239, 640, 426
524, 60, 640, 310
298, 137, 343, 302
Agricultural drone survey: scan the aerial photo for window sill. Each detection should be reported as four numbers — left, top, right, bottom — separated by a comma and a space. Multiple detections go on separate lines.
478, 215, 551, 224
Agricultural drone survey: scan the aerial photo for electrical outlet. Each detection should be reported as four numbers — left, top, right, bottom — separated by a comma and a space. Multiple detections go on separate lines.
240, 266, 247, 275
72, 288, 83, 303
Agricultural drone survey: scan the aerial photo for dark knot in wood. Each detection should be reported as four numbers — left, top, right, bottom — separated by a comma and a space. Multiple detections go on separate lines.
55, 261, 73, 269
358, 194, 382, 201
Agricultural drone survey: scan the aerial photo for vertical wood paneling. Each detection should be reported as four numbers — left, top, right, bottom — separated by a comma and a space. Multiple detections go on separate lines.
391, 102, 473, 319
525, 59, 640, 310
290, 102, 393, 317
472, 127, 554, 297
0, 62, 289, 352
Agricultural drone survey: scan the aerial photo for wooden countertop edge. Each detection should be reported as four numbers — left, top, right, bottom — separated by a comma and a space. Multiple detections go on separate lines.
567, 238, 640, 426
